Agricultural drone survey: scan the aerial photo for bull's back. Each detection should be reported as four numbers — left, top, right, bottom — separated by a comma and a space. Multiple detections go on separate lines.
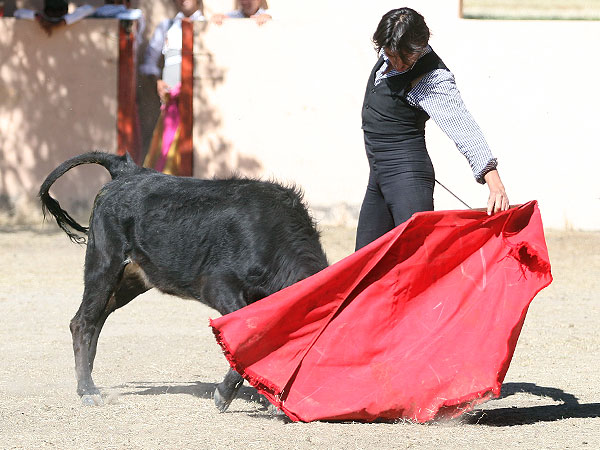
93, 173, 327, 292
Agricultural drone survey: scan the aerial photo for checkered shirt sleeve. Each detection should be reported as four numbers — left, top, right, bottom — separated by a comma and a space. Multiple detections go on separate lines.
407, 69, 497, 183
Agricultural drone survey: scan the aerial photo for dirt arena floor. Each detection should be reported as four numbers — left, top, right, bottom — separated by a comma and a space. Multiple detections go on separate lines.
0, 223, 598, 449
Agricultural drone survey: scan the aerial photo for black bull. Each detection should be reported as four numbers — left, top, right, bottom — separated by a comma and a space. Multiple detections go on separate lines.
39, 152, 329, 410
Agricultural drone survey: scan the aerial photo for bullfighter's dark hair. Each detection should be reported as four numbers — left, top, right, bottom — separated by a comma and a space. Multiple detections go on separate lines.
372, 7, 430, 58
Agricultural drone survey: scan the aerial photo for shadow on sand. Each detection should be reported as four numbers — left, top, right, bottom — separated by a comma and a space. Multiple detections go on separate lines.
464, 382, 600, 426
119, 380, 600, 425
118, 380, 271, 412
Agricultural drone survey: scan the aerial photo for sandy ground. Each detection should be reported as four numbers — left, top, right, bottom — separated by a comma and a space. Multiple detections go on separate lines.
0, 224, 599, 449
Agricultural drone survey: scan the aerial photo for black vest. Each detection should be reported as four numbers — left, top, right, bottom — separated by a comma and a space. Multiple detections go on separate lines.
361, 50, 448, 136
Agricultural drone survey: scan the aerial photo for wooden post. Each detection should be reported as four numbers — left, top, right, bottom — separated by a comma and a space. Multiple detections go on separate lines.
179, 18, 194, 177
117, 20, 141, 163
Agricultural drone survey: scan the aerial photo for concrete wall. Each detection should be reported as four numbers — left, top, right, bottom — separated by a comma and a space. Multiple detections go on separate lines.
0, 18, 118, 221
1, 0, 599, 229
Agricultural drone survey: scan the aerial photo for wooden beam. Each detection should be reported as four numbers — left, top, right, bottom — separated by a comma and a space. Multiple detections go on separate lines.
117, 20, 141, 163
179, 18, 194, 177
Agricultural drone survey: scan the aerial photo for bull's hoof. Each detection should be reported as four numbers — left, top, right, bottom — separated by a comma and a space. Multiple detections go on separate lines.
267, 403, 288, 418
214, 387, 233, 413
81, 394, 103, 406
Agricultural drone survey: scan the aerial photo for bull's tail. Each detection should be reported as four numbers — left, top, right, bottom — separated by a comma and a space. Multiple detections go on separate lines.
39, 151, 139, 244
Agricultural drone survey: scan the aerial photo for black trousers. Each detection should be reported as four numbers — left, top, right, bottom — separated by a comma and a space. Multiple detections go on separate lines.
355, 132, 435, 251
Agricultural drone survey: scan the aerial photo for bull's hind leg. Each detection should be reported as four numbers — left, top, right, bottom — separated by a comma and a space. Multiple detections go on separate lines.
70, 243, 132, 406
71, 296, 115, 404
72, 262, 150, 406
88, 263, 151, 373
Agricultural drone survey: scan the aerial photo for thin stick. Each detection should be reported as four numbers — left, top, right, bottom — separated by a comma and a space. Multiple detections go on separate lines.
435, 179, 472, 209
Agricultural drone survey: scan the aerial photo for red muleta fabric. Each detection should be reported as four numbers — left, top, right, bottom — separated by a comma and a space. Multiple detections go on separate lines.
210, 201, 552, 423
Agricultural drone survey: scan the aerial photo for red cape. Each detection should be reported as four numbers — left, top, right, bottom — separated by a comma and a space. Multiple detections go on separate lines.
210, 201, 552, 422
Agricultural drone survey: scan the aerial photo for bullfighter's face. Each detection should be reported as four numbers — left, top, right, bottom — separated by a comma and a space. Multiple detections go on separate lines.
384, 48, 422, 73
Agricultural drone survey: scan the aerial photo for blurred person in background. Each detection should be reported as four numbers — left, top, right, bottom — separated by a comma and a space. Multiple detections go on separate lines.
92, 0, 145, 49
211, 0, 271, 26
14, 0, 94, 36
139, 0, 204, 174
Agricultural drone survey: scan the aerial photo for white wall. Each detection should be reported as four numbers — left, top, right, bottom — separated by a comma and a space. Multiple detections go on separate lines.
428, 17, 600, 230
0, 18, 118, 220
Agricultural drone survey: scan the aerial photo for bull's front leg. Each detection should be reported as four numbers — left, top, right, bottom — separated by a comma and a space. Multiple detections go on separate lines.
214, 368, 244, 412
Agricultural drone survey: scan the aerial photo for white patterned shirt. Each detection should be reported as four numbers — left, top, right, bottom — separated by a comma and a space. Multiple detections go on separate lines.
140, 11, 205, 80
375, 47, 497, 183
